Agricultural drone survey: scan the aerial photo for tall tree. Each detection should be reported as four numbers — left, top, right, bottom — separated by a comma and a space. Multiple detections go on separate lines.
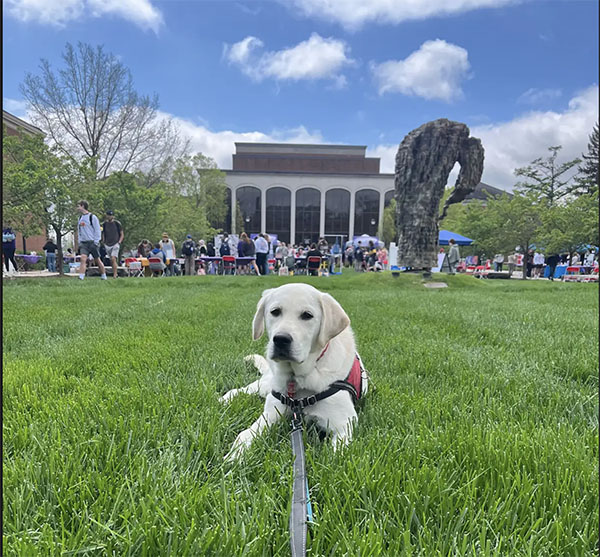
486, 192, 544, 279
514, 146, 581, 206
169, 153, 228, 234
573, 123, 599, 196
84, 171, 168, 250
540, 192, 599, 259
20, 42, 186, 180
3, 131, 92, 275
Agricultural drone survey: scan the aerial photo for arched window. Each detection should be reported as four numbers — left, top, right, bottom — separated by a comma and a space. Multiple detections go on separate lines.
236, 186, 261, 235
384, 190, 395, 207
295, 188, 320, 245
266, 187, 291, 244
354, 189, 380, 236
325, 189, 350, 240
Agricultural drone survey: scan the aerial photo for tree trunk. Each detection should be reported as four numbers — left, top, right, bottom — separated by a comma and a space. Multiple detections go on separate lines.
56, 229, 64, 276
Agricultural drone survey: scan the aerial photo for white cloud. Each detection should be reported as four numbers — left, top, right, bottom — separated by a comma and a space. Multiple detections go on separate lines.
161, 112, 324, 170
368, 85, 599, 190
5, 0, 163, 32
225, 33, 353, 83
371, 40, 470, 102
517, 87, 562, 105
3, 98, 30, 118
287, 0, 520, 30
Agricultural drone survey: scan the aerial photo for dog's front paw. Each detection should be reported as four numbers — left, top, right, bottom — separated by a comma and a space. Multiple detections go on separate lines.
219, 389, 239, 404
224, 429, 254, 462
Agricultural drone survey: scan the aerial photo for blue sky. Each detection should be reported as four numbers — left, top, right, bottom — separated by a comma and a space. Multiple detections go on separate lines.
3, 0, 599, 189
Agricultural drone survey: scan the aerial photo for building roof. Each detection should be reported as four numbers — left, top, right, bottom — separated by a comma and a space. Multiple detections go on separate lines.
466, 181, 512, 201
2, 110, 45, 136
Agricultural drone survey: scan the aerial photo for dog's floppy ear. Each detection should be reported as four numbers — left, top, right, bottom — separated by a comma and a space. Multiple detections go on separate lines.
318, 293, 350, 346
252, 289, 274, 340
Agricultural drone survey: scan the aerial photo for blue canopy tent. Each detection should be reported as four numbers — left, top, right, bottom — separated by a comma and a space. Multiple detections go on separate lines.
438, 230, 474, 246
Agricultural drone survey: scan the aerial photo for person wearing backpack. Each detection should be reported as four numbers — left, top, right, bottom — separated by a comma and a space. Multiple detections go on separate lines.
76, 200, 107, 280
219, 233, 231, 256
181, 235, 196, 276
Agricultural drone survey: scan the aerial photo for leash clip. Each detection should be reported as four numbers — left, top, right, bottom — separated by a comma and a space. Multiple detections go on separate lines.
291, 412, 303, 431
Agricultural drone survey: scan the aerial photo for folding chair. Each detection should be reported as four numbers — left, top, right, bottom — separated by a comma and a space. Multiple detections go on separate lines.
268, 259, 276, 273
307, 256, 321, 276
125, 257, 143, 277
221, 256, 236, 275
148, 257, 166, 277
563, 266, 581, 282
580, 267, 598, 283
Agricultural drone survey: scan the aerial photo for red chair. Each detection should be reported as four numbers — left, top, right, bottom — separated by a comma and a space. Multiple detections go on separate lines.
221, 256, 236, 275
268, 258, 276, 272
307, 256, 321, 276
125, 257, 143, 277
148, 257, 165, 277
563, 266, 581, 282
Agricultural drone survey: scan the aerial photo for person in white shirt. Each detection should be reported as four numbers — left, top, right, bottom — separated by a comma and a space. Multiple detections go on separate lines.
533, 251, 545, 278
254, 234, 269, 276
76, 200, 107, 280
160, 233, 176, 276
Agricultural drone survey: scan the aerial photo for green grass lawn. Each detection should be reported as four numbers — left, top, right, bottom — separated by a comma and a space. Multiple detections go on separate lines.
3, 273, 598, 556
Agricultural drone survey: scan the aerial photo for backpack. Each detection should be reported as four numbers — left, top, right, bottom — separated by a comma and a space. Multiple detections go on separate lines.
182, 240, 195, 256
219, 241, 230, 256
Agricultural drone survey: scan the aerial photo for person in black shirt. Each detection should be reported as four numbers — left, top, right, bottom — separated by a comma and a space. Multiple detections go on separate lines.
101, 211, 124, 278
43, 238, 58, 272
306, 243, 322, 276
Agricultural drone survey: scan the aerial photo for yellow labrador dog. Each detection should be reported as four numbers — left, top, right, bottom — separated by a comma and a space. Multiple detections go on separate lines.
221, 283, 368, 460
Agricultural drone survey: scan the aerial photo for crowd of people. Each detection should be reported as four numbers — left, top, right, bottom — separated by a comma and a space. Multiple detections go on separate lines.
3, 199, 597, 282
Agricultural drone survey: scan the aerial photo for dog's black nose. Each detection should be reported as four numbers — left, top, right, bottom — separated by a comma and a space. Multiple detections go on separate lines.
273, 334, 293, 348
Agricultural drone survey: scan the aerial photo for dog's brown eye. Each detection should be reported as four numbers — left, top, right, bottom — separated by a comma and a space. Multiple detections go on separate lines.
300, 311, 313, 320
270, 308, 281, 317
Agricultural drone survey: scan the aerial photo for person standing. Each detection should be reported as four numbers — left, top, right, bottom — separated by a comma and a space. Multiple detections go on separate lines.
546, 253, 561, 281
219, 233, 231, 256
2, 227, 18, 274
493, 253, 504, 272
533, 251, 545, 278
76, 200, 107, 280
160, 233, 176, 276
43, 238, 58, 272
447, 238, 460, 274
101, 211, 124, 278
181, 234, 196, 276
507, 252, 517, 278
254, 233, 269, 276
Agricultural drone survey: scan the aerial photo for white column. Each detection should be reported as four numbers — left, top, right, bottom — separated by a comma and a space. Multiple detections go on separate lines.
261, 188, 267, 233
319, 190, 326, 238
349, 190, 355, 241
378, 189, 385, 237
290, 189, 296, 245
231, 187, 236, 235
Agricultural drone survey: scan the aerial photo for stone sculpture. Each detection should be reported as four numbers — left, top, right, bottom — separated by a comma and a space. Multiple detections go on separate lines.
394, 119, 484, 270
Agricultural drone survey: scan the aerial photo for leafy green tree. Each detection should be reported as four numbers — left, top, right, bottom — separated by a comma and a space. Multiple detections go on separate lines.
381, 199, 396, 245
573, 123, 599, 196
514, 146, 581, 207
485, 192, 544, 278
165, 153, 228, 244
539, 192, 599, 259
85, 171, 168, 250
3, 131, 92, 274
